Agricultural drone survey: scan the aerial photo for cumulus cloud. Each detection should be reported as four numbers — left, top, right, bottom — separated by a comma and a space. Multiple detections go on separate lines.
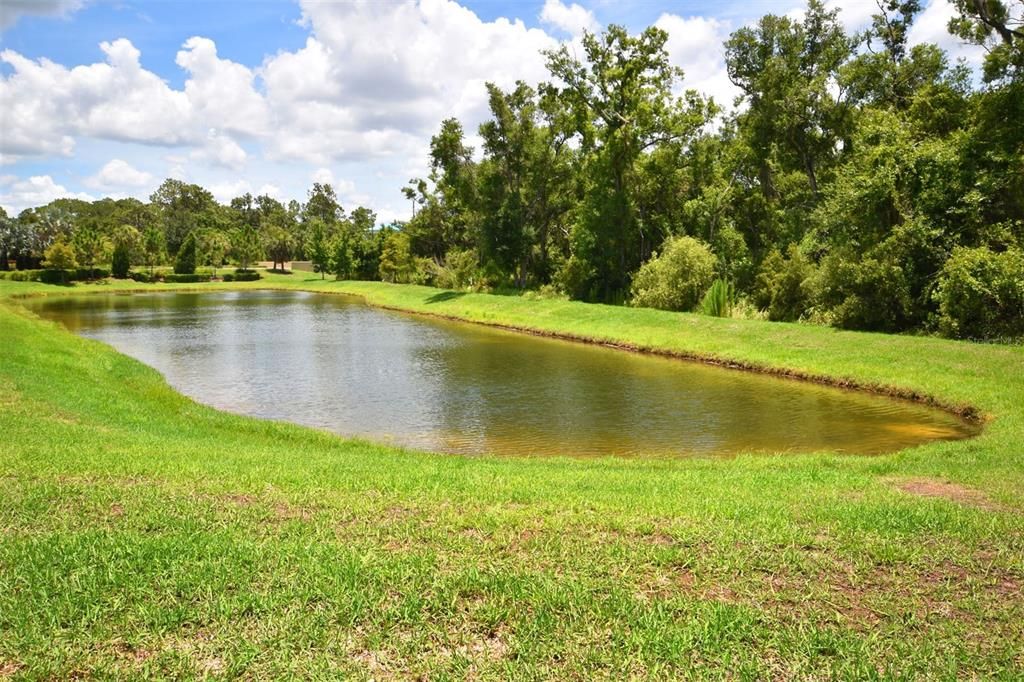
655, 14, 739, 107
190, 131, 248, 170
540, 0, 598, 37
0, 0, 84, 30
259, 0, 558, 163
85, 159, 154, 190
908, 0, 985, 68
0, 175, 93, 214
177, 37, 269, 139
0, 35, 267, 163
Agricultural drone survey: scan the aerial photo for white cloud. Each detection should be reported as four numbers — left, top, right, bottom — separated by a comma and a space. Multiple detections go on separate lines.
311, 167, 335, 186
0, 175, 93, 214
540, 0, 598, 37
259, 0, 558, 164
908, 0, 985, 68
190, 131, 248, 170
85, 159, 154, 190
257, 183, 281, 199
0, 0, 83, 30
656, 14, 739, 107
0, 35, 268, 163
207, 179, 254, 204
177, 36, 269, 139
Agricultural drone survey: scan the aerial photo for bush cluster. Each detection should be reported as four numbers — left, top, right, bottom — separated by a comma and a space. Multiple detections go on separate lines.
222, 270, 261, 282
0, 268, 110, 283
630, 236, 717, 312
162, 273, 210, 283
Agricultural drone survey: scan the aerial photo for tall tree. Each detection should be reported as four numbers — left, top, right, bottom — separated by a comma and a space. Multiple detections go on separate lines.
546, 25, 713, 300
150, 179, 216, 255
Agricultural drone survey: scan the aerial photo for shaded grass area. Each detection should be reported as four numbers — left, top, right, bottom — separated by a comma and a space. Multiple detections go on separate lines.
1, 275, 1023, 679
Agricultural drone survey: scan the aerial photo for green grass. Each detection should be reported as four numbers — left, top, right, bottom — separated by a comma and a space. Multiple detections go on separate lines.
1, 274, 1022, 679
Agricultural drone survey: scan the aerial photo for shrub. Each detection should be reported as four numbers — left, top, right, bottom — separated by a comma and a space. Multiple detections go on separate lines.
813, 252, 913, 332
934, 246, 1024, 340
163, 273, 210, 283
754, 245, 816, 322
222, 270, 261, 282
433, 248, 479, 289
43, 239, 77, 273
111, 242, 131, 278
129, 271, 153, 283
2, 267, 108, 284
699, 279, 735, 317
174, 232, 197, 275
630, 236, 716, 312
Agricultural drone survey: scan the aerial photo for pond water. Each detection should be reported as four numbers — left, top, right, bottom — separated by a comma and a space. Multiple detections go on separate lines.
27, 290, 978, 458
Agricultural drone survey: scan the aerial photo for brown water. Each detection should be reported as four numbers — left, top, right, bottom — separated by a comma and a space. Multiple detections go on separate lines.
27, 290, 978, 458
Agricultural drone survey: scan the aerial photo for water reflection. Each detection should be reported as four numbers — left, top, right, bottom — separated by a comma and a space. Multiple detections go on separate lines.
27, 290, 978, 458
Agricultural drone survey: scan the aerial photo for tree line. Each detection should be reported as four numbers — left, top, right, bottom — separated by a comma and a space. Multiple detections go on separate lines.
0, 179, 398, 282
1, 0, 1021, 340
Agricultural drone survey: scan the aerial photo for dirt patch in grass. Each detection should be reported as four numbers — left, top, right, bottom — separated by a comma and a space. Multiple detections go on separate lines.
0, 661, 24, 679
892, 477, 1004, 511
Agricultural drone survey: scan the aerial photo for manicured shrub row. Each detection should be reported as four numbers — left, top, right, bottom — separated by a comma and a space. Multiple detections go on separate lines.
0, 268, 110, 283
222, 270, 261, 282
162, 273, 210, 283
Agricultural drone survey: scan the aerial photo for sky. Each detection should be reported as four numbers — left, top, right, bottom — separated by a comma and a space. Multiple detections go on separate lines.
0, 0, 983, 221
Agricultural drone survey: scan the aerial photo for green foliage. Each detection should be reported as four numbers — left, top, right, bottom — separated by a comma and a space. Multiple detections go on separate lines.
934, 246, 1024, 339
110, 241, 130, 279
700, 278, 735, 317
174, 232, 197, 275
306, 218, 331, 280
163, 273, 210, 283
754, 245, 816, 322
3, 1, 1024, 340
198, 229, 231, 276
546, 25, 715, 301
630, 236, 716, 312
330, 231, 357, 280
71, 225, 109, 273
263, 225, 295, 271
814, 252, 914, 331
221, 270, 261, 282
432, 248, 479, 289
42, 239, 77, 272
231, 227, 261, 272
142, 227, 165, 278
379, 231, 416, 283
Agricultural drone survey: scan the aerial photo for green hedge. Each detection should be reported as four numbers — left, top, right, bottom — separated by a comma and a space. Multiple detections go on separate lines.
0, 268, 109, 283
162, 273, 210, 283
222, 270, 261, 282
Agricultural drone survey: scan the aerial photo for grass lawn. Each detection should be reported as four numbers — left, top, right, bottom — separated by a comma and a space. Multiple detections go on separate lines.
1, 273, 1022, 679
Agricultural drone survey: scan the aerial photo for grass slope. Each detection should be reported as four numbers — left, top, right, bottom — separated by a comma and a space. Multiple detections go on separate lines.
1, 274, 1022, 679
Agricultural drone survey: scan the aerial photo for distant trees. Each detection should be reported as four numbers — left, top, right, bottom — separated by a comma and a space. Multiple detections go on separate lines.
379, 232, 415, 283
43, 239, 77, 282
264, 226, 294, 272
150, 179, 216, 255
111, 242, 130, 278
305, 219, 330, 279
546, 26, 714, 301
174, 232, 197, 275
73, 226, 109, 277
142, 227, 165, 279
231, 227, 260, 272
3, 3, 1023, 340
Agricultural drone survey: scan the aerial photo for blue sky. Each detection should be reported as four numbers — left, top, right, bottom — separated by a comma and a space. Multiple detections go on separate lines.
0, 0, 979, 219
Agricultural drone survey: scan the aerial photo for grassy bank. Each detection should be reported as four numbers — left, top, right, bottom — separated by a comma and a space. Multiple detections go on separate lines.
1, 274, 1022, 679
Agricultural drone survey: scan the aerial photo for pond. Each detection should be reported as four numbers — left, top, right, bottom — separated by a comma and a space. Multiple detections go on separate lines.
27, 290, 978, 458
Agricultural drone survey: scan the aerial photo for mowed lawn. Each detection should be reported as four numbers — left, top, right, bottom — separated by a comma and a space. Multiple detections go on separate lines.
1, 274, 1022, 679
